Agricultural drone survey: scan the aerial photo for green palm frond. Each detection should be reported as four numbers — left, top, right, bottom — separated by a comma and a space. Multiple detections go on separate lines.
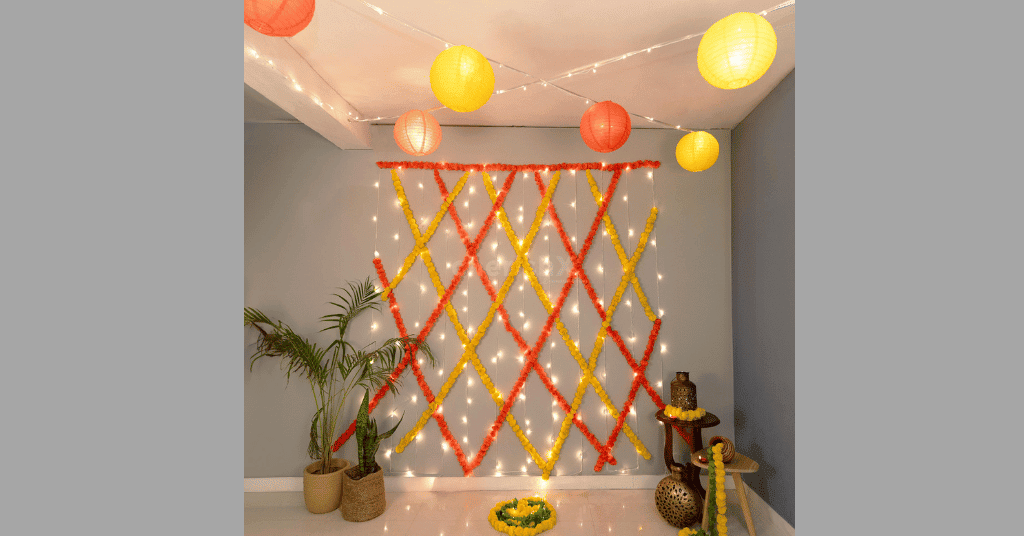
245, 277, 436, 470
320, 278, 382, 338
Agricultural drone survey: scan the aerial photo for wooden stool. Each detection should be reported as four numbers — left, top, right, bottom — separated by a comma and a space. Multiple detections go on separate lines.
690, 451, 759, 536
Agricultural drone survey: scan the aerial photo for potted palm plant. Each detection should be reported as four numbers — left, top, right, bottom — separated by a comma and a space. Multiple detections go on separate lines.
244, 277, 435, 514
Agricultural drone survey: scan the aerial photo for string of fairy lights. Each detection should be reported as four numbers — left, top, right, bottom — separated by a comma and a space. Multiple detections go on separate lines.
361, 163, 666, 477
244, 1, 796, 134
351, 0, 795, 131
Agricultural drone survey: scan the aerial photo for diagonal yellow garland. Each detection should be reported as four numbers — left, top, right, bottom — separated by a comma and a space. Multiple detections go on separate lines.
583, 170, 659, 324
484, 171, 653, 477
394, 170, 559, 469
546, 192, 659, 477
381, 169, 471, 301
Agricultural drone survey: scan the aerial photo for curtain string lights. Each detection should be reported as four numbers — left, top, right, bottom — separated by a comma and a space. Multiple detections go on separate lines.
335, 161, 667, 478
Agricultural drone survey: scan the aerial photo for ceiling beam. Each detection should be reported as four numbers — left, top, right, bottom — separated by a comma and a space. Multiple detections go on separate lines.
243, 25, 371, 150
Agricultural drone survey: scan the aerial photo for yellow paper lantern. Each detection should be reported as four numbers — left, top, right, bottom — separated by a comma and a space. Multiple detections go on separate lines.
697, 12, 777, 90
430, 45, 495, 113
676, 131, 719, 172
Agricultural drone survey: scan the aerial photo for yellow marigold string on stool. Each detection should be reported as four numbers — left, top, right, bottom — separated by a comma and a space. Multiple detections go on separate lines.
489, 497, 557, 536
678, 442, 727, 536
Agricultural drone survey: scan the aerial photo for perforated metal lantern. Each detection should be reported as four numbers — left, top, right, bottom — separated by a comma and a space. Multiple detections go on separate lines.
697, 12, 777, 90
244, 0, 315, 37
654, 464, 703, 528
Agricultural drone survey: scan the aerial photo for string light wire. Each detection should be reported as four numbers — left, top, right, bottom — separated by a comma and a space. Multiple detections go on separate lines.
350, 1, 796, 130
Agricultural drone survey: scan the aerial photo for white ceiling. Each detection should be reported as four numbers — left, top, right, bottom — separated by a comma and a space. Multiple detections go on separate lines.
243, 0, 795, 149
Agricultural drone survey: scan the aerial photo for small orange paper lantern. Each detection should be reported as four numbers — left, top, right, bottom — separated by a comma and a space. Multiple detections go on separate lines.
580, 101, 631, 153
394, 110, 442, 156
244, 0, 315, 37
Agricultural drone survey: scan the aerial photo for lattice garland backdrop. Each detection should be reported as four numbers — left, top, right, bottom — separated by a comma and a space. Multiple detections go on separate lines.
331, 160, 692, 478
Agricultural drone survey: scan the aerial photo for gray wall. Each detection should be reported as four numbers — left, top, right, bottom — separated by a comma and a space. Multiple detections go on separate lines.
245, 123, 735, 479
730, 69, 795, 526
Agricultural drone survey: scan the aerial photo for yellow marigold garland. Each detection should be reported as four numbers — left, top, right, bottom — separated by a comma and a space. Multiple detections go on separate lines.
664, 405, 707, 421
677, 443, 727, 536
489, 497, 557, 536
394, 170, 559, 468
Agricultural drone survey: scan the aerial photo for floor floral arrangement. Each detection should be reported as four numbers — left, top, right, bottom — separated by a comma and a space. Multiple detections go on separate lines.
488, 497, 557, 535
679, 442, 727, 536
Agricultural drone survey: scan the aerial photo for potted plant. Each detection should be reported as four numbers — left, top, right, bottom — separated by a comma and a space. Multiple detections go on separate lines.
244, 277, 435, 514
339, 389, 404, 522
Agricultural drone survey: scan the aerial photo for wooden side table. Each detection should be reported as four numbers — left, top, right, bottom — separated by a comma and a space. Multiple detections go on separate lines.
655, 409, 720, 498
691, 451, 760, 536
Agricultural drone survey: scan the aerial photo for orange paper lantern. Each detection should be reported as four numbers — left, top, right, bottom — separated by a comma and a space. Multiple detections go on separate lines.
394, 110, 442, 156
244, 0, 315, 37
580, 101, 631, 153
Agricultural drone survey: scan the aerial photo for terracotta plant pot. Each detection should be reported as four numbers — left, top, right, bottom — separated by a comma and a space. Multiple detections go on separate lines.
302, 458, 351, 514
340, 466, 387, 522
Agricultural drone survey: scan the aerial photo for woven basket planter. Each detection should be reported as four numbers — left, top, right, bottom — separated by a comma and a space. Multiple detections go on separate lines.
340, 466, 386, 522
302, 458, 351, 514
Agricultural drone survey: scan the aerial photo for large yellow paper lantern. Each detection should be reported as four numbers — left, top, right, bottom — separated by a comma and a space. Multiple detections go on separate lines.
676, 131, 719, 172
697, 12, 777, 90
430, 45, 495, 113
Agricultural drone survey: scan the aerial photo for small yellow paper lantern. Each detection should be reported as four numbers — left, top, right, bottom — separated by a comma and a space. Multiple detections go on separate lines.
697, 12, 777, 90
430, 45, 495, 113
676, 131, 719, 172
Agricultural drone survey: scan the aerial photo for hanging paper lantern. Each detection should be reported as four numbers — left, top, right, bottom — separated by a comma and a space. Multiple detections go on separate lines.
394, 110, 442, 156
430, 45, 495, 113
675, 131, 719, 172
580, 101, 631, 153
244, 0, 315, 37
697, 12, 777, 90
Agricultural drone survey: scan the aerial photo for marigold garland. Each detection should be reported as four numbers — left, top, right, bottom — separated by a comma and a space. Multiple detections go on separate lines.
481, 169, 650, 477
677, 443, 728, 536
334, 161, 670, 477
664, 406, 707, 421
489, 497, 557, 536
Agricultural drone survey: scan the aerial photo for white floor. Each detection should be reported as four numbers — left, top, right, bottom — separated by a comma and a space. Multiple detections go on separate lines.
245, 488, 793, 536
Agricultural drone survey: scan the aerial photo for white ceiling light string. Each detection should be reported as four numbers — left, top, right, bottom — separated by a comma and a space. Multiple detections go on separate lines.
349, 1, 795, 130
